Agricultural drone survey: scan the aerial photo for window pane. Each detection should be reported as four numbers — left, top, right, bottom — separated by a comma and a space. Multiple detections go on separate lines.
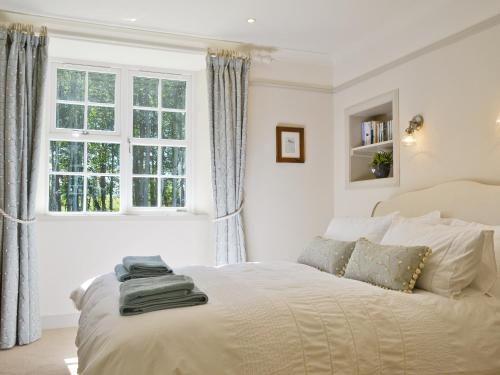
49, 141, 84, 172
87, 106, 115, 131
88, 72, 115, 103
161, 178, 185, 207
162, 147, 186, 176
49, 175, 84, 212
162, 80, 186, 109
161, 112, 185, 140
132, 177, 157, 207
133, 110, 158, 138
57, 69, 85, 101
132, 146, 158, 174
87, 176, 120, 212
56, 103, 84, 129
87, 143, 120, 174
133, 77, 158, 107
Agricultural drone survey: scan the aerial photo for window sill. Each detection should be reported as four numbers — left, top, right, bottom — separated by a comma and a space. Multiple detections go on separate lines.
37, 211, 210, 222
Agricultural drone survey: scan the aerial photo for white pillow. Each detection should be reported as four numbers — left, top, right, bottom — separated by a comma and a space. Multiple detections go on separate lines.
421, 210, 441, 221
439, 218, 498, 295
393, 210, 442, 224
324, 211, 440, 243
381, 219, 489, 297
324, 212, 398, 242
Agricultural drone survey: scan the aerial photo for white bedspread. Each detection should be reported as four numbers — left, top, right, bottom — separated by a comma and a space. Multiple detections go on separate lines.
75, 262, 500, 375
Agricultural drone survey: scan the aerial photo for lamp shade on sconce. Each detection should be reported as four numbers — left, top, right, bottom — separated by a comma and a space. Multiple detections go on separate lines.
402, 134, 416, 146
402, 114, 424, 146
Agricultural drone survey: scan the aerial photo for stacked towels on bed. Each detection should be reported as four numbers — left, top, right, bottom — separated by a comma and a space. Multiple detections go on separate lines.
115, 255, 208, 316
119, 274, 208, 316
114, 255, 173, 281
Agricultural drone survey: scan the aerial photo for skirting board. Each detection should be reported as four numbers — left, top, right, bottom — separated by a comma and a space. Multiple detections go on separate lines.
42, 313, 80, 330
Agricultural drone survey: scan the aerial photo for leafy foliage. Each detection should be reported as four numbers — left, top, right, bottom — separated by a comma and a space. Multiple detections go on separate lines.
50, 141, 84, 172
133, 109, 158, 138
132, 178, 157, 207
56, 103, 84, 129
88, 72, 115, 103
162, 80, 186, 109
162, 112, 185, 139
87, 106, 115, 131
50, 70, 188, 211
162, 147, 185, 175
133, 77, 158, 107
49, 141, 120, 212
161, 178, 185, 207
369, 151, 393, 168
57, 69, 85, 101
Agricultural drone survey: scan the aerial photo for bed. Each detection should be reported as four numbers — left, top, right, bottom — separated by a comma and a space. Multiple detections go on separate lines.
74, 180, 500, 375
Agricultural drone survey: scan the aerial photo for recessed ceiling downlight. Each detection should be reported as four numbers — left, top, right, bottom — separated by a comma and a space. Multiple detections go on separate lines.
123, 17, 137, 22
247, 18, 256, 24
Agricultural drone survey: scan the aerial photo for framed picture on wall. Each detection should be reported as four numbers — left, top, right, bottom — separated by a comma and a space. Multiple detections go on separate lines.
276, 125, 305, 163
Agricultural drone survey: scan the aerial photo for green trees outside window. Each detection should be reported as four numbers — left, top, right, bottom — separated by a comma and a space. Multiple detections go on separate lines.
49, 66, 188, 212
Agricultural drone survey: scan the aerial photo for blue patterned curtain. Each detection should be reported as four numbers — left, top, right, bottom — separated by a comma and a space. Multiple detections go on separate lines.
0, 26, 48, 349
206, 54, 250, 265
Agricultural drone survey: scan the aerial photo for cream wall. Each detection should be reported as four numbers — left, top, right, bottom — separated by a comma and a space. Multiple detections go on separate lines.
333, 23, 500, 217
245, 61, 334, 262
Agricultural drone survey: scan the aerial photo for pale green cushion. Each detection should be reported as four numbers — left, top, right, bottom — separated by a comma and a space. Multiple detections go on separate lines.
344, 238, 431, 293
298, 236, 356, 276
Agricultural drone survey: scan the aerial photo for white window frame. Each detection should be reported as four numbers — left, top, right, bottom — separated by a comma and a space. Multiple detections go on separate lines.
46, 58, 194, 215
127, 69, 192, 213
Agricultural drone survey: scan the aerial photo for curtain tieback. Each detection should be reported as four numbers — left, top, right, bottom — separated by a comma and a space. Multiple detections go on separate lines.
0, 208, 36, 224
213, 203, 244, 222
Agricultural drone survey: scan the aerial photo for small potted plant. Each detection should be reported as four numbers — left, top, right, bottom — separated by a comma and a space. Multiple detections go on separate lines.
369, 151, 393, 178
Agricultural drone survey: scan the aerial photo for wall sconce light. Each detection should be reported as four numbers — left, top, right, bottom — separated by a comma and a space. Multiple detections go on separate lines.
402, 114, 424, 146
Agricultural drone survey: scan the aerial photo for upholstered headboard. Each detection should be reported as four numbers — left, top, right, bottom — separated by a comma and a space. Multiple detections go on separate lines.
372, 180, 500, 225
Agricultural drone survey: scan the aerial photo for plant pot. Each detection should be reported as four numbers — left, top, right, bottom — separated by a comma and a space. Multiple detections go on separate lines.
371, 163, 391, 178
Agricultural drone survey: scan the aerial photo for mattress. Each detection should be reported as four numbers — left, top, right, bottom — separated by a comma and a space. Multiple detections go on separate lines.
75, 262, 500, 375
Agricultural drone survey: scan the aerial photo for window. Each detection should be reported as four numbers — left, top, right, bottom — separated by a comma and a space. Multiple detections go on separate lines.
56, 68, 117, 132
47, 62, 191, 214
130, 75, 187, 208
49, 140, 120, 212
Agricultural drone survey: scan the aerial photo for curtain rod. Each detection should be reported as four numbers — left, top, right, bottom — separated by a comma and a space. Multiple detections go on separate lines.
6, 23, 47, 36
207, 48, 252, 60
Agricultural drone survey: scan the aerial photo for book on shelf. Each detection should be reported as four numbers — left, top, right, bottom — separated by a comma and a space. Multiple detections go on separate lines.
361, 119, 393, 146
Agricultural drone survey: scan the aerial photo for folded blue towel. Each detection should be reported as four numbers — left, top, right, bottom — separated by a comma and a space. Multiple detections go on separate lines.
122, 255, 172, 274
114, 255, 173, 281
119, 274, 208, 316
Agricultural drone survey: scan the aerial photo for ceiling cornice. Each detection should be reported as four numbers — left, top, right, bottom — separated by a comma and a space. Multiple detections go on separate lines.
0, 9, 333, 66
333, 12, 500, 93
250, 79, 333, 94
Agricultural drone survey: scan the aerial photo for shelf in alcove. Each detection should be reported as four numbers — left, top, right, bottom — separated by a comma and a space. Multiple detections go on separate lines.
350, 140, 393, 157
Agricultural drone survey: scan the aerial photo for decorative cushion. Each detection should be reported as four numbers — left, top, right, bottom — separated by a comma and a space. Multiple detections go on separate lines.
297, 236, 356, 276
344, 238, 431, 293
381, 219, 490, 297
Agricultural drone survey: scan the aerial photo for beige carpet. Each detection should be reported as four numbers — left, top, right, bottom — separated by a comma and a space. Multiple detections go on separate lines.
0, 328, 78, 375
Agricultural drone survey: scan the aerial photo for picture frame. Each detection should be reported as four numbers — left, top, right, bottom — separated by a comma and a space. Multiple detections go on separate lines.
276, 125, 305, 163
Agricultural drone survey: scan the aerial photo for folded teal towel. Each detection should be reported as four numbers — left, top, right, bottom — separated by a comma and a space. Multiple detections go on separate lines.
119, 274, 208, 316
114, 255, 173, 281
114, 264, 133, 282
123, 255, 172, 274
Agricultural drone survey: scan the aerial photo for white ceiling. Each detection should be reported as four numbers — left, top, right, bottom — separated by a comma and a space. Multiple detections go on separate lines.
3, 0, 500, 83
